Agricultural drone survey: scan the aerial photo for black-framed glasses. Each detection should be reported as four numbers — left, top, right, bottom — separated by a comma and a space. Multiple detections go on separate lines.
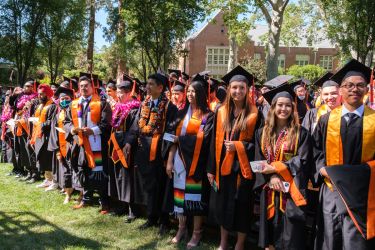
341, 82, 367, 90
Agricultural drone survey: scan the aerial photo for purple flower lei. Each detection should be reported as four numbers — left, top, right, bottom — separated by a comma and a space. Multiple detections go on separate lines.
111, 99, 141, 128
1, 106, 13, 122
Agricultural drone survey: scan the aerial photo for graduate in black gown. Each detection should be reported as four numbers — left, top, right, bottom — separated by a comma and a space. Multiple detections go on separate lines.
31, 84, 57, 189
124, 73, 177, 234
165, 75, 214, 248
10, 81, 38, 181
302, 72, 340, 134
291, 79, 312, 124
64, 75, 112, 214
313, 59, 375, 250
254, 83, 312, 250
207, 66, 262, 250
107, 77, 140, 222
48, 86, 75, 203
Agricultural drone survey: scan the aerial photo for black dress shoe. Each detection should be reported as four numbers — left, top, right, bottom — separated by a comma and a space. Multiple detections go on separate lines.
139, 220, 157, 229
158, 223, 170, 236
125, 215, 137, 223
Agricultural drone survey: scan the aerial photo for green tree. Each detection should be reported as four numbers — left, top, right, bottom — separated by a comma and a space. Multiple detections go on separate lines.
40, 0, 86, 83
286, 64, 326, 82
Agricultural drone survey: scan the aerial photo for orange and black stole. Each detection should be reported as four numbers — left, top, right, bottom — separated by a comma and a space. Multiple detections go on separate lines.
30, 99, 54, 145
71, 95, 101, 169
261, 128, 306, 220
325, 105, 375, 239
214, 105, 258, 190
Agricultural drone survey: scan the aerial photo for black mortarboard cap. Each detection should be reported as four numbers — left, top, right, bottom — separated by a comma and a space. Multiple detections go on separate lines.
264, 75, 294, 89
326, 163, 375, 240
221, 65, 257, 86
182, 72, 189, 80
172, 80, 186, 92
290, 78, 311, 92
54, 86, 74, 99
313, 72, 334, 87
262, 83, 296, 105
192, 73, 209, 94
330, 59, 372, 85
209, 78, 220, 92
168, 69, 182, 77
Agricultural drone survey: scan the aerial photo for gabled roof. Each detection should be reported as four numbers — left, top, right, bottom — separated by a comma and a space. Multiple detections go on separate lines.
248, 24, 335, 48
187, 10, 221, 40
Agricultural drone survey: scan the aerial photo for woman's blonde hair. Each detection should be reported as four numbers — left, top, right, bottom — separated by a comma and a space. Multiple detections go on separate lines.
222, 81, 252, 133
263, 98, 299, 147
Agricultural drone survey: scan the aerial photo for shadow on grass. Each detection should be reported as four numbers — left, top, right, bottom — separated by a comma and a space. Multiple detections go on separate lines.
0, 211, 105, 249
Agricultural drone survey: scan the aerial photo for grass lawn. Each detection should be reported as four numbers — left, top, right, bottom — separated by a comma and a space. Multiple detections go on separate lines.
0, 164, 220, 250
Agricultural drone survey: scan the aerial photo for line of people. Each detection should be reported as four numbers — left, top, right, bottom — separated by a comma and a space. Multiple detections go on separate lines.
1, 59, 375, 250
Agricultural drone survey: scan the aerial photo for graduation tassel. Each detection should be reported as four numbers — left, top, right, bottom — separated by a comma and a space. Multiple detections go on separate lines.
370, 68, 374, 106
33, 79, 37, 93
130, 80, 137, 98
207, 78, 211, 106
251, 78, 255, 104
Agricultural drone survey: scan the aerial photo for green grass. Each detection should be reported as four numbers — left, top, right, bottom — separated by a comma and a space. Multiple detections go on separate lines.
0, 164, 218, 250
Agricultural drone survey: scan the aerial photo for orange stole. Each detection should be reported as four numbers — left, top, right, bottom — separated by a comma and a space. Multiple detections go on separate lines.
109, 132, 128, 168
16, 118, 30, 136
214, 105, 258, 189
149, 101, 170, 162
316, 104, 329, 123
71, 95, 101, 168
261, 129, 306, 219
30, 100, 53, 145
175, 113, 205, 177
326, 106, 375, 239
57, 111, 67, 158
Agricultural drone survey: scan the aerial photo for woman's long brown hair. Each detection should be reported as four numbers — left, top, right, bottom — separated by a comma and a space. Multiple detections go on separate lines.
222, 81, 252, 133
263, 99, 300, 147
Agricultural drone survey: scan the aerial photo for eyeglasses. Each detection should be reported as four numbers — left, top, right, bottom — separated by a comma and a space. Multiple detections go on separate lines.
341, 82, 367, 90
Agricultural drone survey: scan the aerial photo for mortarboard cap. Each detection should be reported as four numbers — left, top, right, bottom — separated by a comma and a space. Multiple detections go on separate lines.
264, 75, 294, 89
313, 72, 334, 87
221, 65, 257, 86
330, 59, 372, 85
172, 80, 186, 92
54, 86, 74, 99
168, 69, 182, 78
182, 72, 190, 81
192, 73, 210, 95
290, 78, 310, 92
262, 83, 296, 105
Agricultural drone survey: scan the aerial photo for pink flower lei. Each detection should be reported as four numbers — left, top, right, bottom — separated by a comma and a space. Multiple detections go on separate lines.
16, 93, 37, 110
1, 105, 13, 122
111, 99, 141, 128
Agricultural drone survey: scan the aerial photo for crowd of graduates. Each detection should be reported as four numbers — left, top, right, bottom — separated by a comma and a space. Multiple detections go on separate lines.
1, 58, 375, 250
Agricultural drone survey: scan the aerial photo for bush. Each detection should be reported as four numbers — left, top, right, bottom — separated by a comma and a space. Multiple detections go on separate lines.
286, 64, 326, 82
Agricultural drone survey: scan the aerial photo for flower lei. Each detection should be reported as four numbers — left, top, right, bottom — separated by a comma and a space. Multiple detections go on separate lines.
111, 99, 141, 128
138, 94, 168, 135
262, 128, 288, 163
16, 93, 37, 110
1, 105, 13, 122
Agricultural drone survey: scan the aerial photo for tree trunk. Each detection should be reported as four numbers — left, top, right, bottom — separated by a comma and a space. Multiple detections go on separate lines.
227, 35, 238, 72
116, 0, 126, 83
266, 13, 283, 80
87, 0, 95, 73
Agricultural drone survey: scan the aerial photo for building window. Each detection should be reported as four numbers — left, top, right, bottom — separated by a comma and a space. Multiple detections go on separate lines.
206, 46, 230, 76
320, 55, 333, 71
295, 54, 310, 66
278, 54, 286, 69
254, 53, 261, 60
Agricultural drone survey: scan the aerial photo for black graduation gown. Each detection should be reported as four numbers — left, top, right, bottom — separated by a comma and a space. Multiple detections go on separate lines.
254, 126, 312, 250
296, 98, 310, 124
34, 102, 57, 172
107, 107, 138, 203
126, 99, 177, 219
301, 108, 318, 135
162, 107, 214, 215
207, 110, 262, 233
64, 97, 112, 190
313, 110, 375, 250
47, 109, 72, 189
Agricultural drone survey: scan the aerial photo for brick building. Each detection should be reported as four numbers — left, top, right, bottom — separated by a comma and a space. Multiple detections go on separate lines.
177, 11, 339, 79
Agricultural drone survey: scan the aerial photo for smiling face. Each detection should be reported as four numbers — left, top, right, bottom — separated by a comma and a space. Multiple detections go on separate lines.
106, 87, 117, 100
321, 86, 341, 110
274, 97, 293, 121
229, 81, 247, 102
339, 75, 367, 107
186, 85, 196, 105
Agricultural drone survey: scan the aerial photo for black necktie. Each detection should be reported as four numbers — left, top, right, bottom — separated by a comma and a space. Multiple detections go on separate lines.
346, 113, 358, 126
